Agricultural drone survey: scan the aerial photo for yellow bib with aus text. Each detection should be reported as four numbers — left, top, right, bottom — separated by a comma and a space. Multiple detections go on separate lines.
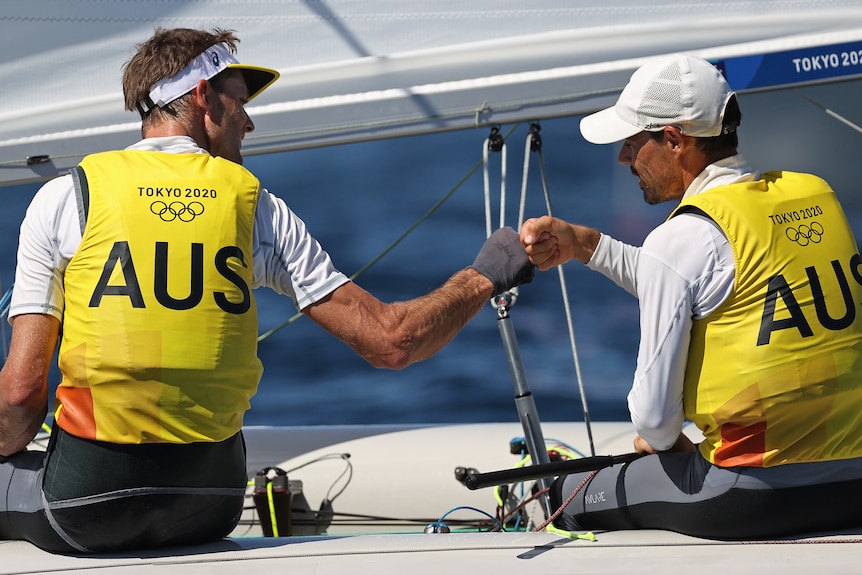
671, 172, 862, 467
57, 150, 263, 444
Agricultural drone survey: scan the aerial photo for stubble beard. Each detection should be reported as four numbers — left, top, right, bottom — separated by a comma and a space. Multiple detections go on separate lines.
642, 186, 662, 205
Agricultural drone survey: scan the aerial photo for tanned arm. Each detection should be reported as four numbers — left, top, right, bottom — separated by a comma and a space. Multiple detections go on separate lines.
0, 314, 60, 456
303, 269, 493, 370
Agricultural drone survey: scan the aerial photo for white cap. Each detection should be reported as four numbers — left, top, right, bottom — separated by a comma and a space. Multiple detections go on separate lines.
580, 54, 736, 144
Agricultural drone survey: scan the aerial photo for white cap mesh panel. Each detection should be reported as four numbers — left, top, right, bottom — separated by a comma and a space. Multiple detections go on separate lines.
638, 62, 684, 125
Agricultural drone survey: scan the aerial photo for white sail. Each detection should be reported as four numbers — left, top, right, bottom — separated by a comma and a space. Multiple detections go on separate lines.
2, 0, 862, 187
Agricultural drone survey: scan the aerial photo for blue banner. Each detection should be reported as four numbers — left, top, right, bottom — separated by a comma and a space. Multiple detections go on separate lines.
714, 40, 862, 91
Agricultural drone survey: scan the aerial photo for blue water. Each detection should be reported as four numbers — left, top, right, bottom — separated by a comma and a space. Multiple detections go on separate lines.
4, 106, 860, 428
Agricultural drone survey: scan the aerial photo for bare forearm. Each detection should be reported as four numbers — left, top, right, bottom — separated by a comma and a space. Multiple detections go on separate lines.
306, 226, 531, 370
385, 268, 493, 366
0, 348, 51, 455
0, 400, 48, 456
569, 224, 602, 264
0, 313, 59, 456
306, 270, 494, 370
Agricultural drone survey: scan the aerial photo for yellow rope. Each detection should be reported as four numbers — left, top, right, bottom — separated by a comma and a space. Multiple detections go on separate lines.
266, 481, 280, 537
546, 524, 596, 541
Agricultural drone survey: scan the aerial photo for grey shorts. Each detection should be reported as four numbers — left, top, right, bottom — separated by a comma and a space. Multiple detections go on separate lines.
551, 450, 862, 539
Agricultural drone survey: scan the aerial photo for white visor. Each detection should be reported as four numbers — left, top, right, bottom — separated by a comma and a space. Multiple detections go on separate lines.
139, 43, 279, 114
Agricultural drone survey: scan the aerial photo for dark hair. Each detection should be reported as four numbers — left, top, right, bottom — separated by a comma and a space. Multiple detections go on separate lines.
122, 28, 241, 128
648, 94, 742, 156
694, 94, 742, 155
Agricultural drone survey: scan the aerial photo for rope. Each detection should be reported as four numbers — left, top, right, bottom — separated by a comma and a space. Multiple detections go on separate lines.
534, 470, 597, 532
741, 537, 862, 545
520, 124, 596, 457
482, 126, 507, 237
265, 481, 280, 537
436, 505, 505, 532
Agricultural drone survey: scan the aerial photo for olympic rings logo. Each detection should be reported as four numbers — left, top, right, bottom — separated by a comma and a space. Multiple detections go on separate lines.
150, 201, 205, 222
785, 222, 824, 246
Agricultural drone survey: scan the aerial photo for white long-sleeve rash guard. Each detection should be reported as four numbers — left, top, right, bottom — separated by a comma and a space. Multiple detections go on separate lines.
586, 155, 757, 450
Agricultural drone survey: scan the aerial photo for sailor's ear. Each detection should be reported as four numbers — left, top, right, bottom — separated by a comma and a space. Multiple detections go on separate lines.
662, 126, 684, 150
190, 79, 212, 110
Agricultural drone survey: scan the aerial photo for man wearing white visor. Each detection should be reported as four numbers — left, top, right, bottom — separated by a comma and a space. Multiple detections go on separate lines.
0, 28, 533, 553
522, 54, 862, 539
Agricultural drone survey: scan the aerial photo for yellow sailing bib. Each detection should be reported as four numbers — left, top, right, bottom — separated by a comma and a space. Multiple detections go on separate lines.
57, 150, 263, 444
671, 171, 862, 466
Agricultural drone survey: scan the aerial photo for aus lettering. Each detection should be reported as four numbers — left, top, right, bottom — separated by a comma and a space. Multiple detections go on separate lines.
88, 241, 250, 314
758, 254, 862, 345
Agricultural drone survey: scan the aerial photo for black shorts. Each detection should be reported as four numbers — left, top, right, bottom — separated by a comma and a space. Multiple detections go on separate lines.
0, 426, 248, 553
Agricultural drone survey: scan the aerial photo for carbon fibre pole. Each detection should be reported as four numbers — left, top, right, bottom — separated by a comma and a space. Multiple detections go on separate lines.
465, 451, 645, 491
493, 289, 554, 519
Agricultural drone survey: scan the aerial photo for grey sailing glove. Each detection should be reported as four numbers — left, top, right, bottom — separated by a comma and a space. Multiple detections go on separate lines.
469, 227, 535, 296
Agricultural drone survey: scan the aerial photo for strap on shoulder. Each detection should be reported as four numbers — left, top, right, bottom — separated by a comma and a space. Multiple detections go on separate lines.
672, 205, 711, 219
70, 166, 89, 236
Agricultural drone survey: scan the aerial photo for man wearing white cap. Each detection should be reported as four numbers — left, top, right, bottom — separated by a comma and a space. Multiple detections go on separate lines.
0, 28, 533, 553
522, 54, 862, 538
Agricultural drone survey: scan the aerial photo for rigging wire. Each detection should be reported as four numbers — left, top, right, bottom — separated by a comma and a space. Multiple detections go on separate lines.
478, 121, 602, 517
791, 89, 862, 135
433, 505, 505, 533
520, 123, 596, 457
284, 452, 354, 506
482, 126, 507, 237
